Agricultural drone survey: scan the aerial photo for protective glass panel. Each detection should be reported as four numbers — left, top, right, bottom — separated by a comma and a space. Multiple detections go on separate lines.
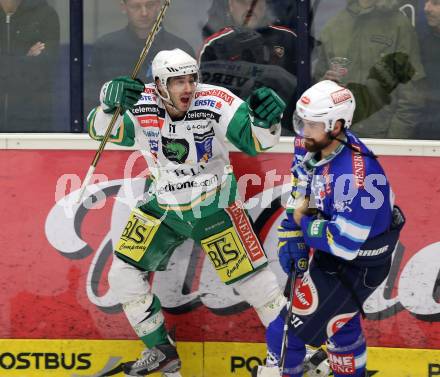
83, 0, 298, 135
0, 0, 70, 132
310, 0, 433, 139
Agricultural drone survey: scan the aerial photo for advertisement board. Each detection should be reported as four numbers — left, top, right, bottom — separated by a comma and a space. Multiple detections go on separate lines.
0, 340, 438, 377
0, 147, 439, 376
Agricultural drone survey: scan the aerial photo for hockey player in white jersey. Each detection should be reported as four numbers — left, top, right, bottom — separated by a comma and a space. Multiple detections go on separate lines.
87, 48, 288, 376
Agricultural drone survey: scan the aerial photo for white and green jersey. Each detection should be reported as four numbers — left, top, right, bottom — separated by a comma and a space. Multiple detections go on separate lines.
88, 83, 280, 216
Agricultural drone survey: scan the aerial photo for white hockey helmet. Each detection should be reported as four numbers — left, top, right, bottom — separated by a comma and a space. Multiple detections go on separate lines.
152, 48, 199, 101
293, 80, 356, 137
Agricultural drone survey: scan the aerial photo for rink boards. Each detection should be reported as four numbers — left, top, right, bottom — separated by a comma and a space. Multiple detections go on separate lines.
0, 136, 439, 376
0, 339, 438, 377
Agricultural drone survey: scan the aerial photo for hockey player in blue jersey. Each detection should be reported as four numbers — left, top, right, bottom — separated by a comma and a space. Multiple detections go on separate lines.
263, 80, 405, 377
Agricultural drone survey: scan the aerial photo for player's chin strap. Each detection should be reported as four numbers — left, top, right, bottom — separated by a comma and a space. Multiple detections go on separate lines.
330, 131, 378, 159
155, 81, 199, 115
155, 86, 180, 111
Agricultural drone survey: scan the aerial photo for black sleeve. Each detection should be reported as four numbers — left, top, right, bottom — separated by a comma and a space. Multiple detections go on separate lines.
0, 5, 60, 86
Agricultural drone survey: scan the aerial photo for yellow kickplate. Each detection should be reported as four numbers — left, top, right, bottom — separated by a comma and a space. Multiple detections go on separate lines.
0, 339, 202, 377
203, 342, 440, 377
0, 340, 438, 377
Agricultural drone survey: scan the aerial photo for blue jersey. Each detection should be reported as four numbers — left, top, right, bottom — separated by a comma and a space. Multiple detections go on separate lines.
267, 131, 402, 366
286, 131, 393, 262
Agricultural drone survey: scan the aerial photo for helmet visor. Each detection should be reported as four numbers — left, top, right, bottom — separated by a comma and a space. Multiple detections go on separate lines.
293, 111, 327, 137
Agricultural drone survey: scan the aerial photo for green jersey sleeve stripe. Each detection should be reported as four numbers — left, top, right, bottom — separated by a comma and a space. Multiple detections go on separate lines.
87, 107, 136, 147
226, 102, 261, 156
87, 107, 100, 141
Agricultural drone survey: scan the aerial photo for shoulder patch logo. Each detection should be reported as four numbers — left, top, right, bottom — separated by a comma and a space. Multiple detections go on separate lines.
273, 46, 285, 58
308, 219, 325, 237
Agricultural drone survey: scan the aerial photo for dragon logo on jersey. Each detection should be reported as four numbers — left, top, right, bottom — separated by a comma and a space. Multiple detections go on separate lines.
194, 129, 215, 162
162, 137, 189, 163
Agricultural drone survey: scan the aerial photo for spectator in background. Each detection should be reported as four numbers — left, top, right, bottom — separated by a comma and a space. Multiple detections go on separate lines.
0, 0, 60, 132
85, 0, 194, 112
313, 0, 425, 139
202, 0, 275, 38
266, 0, 297, 31
201, 0, 297, 39
199, 0, 298, 135
417, 0, 440, 139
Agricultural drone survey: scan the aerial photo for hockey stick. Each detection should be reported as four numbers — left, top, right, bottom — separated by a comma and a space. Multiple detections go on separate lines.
278, 269, 297, 374
77, 0, 171, 202
252, 269, 298, 377
243, 0, 258, 26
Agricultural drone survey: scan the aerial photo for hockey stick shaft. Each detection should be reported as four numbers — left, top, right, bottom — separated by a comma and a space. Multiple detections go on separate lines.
279, 269, 298, 374
243, 0, 258, 26
251, 270, 300, 377
77, 0, 171, 202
